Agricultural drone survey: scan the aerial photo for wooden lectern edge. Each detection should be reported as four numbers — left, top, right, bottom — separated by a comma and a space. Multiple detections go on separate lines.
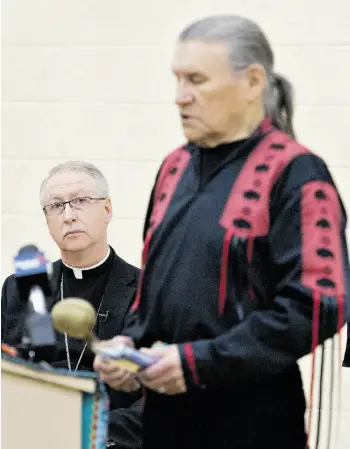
1, 358, 96, 394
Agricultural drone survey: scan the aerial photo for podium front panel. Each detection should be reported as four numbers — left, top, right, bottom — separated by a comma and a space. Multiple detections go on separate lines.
1, 354, 109, 449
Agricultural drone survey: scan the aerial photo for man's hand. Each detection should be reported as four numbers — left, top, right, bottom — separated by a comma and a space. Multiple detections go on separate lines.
93, 336, 141, 392
136, 344, 186, 395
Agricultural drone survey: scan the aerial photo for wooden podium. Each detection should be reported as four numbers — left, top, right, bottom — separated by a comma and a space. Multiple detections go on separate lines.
1, 354, 109, 449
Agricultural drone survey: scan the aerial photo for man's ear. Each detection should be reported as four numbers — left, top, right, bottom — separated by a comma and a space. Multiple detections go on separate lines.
105, 198, 113, 223
246, 63, 266, 102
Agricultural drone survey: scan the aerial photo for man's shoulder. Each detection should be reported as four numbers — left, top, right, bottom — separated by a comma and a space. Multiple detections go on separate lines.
2, 272, 16, 293
114, 255, 140, 278
273, 150, 338, 199
262, 131, 333, 188
160, 144, 191, 169
1, 273, 19, 313
110, 249, 140, 281
52, 259, 62, 270
121, 259, 140, 277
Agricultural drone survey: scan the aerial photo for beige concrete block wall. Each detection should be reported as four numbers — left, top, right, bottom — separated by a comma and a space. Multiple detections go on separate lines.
1, 1, 349, 447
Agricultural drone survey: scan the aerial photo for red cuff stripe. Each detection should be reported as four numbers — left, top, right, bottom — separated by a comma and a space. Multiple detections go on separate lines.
184, 343, 199, 386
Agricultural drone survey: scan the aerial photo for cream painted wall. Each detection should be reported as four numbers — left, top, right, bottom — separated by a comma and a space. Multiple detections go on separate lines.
1, 1, 349, 447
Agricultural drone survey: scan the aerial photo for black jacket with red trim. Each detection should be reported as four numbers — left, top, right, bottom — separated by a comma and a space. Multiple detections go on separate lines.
123, 119, 350, 448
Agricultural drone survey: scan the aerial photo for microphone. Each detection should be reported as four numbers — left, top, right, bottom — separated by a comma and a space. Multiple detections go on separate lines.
14, 244, 53, 304
13, 245, 57, 362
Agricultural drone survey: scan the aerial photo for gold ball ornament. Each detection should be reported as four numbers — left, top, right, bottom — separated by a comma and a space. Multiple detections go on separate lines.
51, 297, 96, 340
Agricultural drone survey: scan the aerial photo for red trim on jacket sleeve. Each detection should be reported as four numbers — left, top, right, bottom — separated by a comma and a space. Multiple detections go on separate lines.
301, 181, 346, 447
184, 342, 200, 386
301, 181, 345, 296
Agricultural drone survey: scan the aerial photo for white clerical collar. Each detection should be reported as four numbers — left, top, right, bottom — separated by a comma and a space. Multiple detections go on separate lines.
62, 247, 111, 279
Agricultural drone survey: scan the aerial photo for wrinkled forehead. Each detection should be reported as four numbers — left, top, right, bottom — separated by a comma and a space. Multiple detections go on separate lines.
172, 40, 231, 76
43, 170, 98, 203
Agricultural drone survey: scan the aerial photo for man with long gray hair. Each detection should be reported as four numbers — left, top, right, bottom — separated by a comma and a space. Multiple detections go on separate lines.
2, 161, 143, 448
94, 15, 350, 449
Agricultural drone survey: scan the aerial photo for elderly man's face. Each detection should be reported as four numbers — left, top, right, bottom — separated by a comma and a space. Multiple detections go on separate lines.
42, 171, 112, 253
172, 40, 262, 146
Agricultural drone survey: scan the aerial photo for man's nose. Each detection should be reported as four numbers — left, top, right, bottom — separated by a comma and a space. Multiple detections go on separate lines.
175, 84, 193, 106
62, 203, 77, 222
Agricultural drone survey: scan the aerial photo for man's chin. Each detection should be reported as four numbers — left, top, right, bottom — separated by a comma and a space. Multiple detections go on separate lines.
61, 235, 90, 251
182, 127, 204, 144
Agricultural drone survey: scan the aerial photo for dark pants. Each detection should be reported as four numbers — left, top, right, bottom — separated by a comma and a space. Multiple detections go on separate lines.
143, 366, 307, 449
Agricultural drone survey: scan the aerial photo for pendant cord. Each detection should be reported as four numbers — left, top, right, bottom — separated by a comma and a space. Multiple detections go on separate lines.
60, 274, 104, 372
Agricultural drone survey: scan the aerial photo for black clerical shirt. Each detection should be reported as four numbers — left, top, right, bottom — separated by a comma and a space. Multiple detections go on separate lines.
53, 248, 114, 371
